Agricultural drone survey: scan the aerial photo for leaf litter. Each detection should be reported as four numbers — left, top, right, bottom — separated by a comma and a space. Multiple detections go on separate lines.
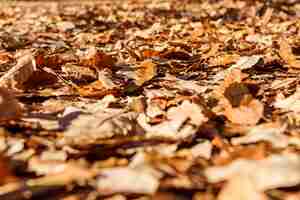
0, 0, 299, 199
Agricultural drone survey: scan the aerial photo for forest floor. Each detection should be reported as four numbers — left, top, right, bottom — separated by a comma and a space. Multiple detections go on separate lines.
0, 0, 299, 199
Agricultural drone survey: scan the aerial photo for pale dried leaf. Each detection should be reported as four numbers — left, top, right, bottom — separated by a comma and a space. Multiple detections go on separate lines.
231, 122, 292, 148
214, 55, 262, 81
274, 89, 300, 112
0, 53, 37, 89
98, 69, 118, 89
190, 140, 212, 159
96, 166, 161, 195
205, 154, 300, 191
245, 34, 273, 46
62, 63, 97, 81
40, 150, 67, 161
138, 100, 207, 139
64, 111, 140, 145
217, 174, 267, 200
27, 158, 93, 187
6, 138, 24, 156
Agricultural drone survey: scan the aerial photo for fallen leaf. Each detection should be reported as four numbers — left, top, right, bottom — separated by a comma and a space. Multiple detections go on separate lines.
215, 69, 263, 125
214, 55, 262, 81
27, 157, 94, 187
96, 166, 161, 195
231, 122, 295, 148
79, 47, 115, 70
0, 51, 13, 65
0, 53, 37, 89
0, 87, 22, 121
273, 89, 300, 112
279, 39, 300, 68
138, 100, 208, 139
62, 63, 97, 83
133, 60, 157, 86
209, 54, 240, 67
245, 34, 273, 46
77, 80, 119, 98
190, 140, 213, 159
223, 98, 264, 125
205, 153, 300, 191
64, 111, 141, 146
0, 156, 18, 185
217, 174, 267, 200
56, 21, 75, 32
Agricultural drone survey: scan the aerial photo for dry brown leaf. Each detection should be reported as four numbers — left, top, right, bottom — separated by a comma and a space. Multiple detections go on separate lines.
0, 87, 22, 121
0, 52, 13, 65
209, 54, 240, 67
214, 55, 262, 82
138, 100, 208, 139
77, 80, 119, 98
0, 53, 37, 89
133, 60, 157, 86
279, 39, 300, 68
215, 69, 263, 125
142, 49, 160, 59
0, 156, 18, 185
62, 63, 97, 82
79, 47, 115, 70
223, 98, 264, 125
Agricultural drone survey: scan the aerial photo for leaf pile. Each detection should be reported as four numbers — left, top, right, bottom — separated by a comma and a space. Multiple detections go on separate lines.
0, 0, 300, 199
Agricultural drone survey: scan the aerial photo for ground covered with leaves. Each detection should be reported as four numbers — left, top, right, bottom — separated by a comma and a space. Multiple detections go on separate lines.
0, 0, 299, 199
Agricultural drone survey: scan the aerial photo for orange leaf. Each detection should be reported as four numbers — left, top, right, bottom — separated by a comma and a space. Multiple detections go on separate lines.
134, 60, 157, 86
80, 47, 115, 70
279, 39, 300, 68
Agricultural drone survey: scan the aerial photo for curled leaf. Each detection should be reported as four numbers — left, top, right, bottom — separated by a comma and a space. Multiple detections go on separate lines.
279, 39, 300, 68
